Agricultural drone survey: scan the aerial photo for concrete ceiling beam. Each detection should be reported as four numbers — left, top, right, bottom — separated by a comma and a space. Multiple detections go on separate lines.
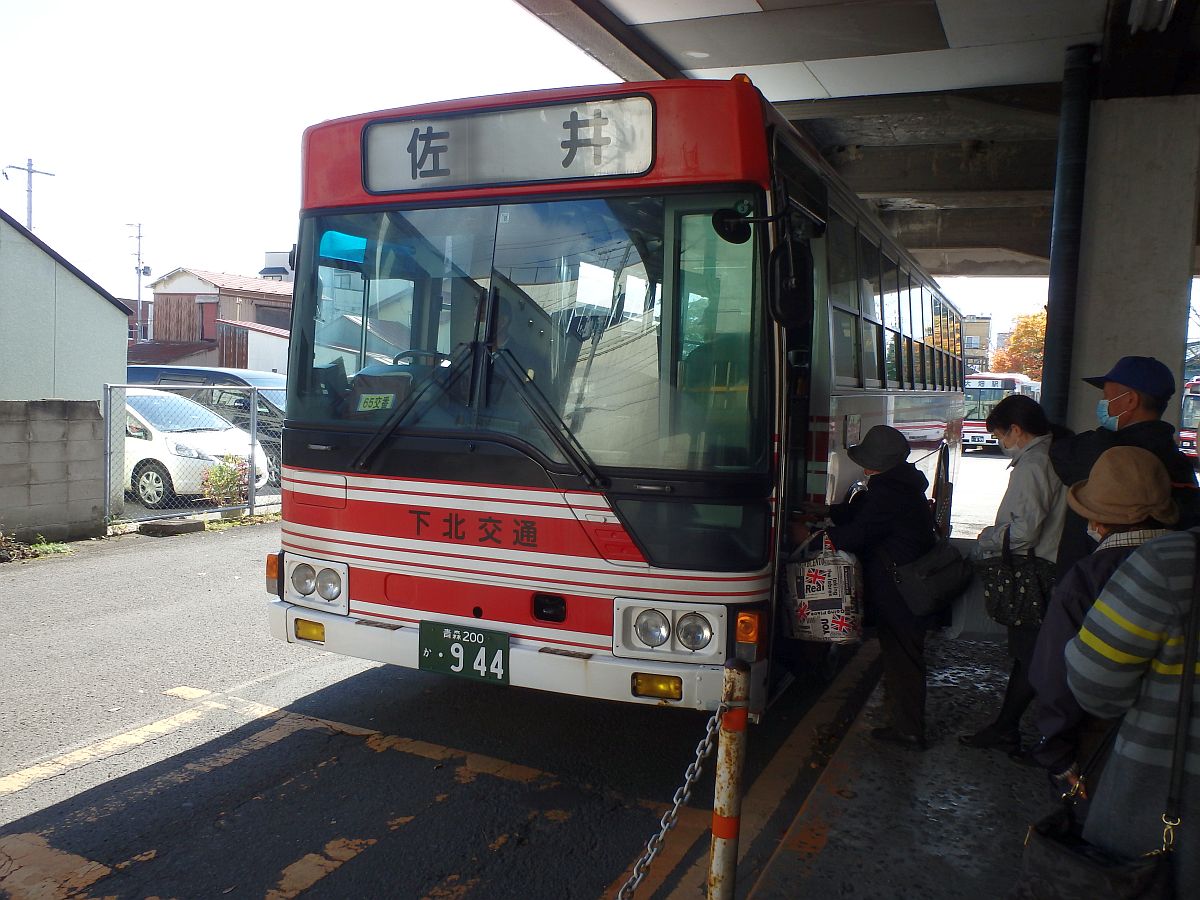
514, 0, 683, 81
881, 207, 1053, 260
861, 190, 1055, 211
825, 140, 1059, 194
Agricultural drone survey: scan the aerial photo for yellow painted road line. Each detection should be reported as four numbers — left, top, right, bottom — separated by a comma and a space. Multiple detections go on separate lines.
0, 707, 209, 796
599, 805, 711, 900
598, 640, 879, 900
163, 686, 212, 700
265, 837, 378, 900
0, 832, 112, 900
51, 713, 322, 831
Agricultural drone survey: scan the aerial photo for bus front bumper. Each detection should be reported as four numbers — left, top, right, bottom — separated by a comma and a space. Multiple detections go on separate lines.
268, 600, 726, 710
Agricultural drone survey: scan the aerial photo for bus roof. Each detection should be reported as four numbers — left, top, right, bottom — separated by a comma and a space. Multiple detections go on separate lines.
301, 79, 772, 211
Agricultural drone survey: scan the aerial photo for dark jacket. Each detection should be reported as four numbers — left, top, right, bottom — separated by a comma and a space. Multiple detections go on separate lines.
1028, 541, 1155, 771
826, 462, 937, 626
1049, 420, 1199, 577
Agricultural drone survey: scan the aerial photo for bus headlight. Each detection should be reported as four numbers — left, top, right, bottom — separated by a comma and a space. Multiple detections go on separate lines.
291, 563, 317, 596
676, 613, 713, 651
634, 609, 671, 648
316, 567, 342, 601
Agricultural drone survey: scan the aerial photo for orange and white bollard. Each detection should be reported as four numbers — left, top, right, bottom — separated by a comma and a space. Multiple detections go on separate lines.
707, 658, 750, 900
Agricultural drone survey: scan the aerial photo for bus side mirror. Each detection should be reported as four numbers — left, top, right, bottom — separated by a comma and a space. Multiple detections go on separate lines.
712, 209, 752, 244
769, 238, 813, 330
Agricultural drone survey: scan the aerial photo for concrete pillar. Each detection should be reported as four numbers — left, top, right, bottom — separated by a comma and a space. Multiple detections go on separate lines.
1068, 95, 1200, 433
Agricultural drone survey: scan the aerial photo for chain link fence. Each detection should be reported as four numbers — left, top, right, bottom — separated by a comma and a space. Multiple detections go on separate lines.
103, 384, 282, 524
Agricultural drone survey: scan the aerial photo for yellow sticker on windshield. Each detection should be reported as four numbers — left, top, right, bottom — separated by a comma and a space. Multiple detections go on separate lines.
356, 393, 396, 412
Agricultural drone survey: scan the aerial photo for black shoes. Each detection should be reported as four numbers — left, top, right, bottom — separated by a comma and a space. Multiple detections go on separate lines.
958, 724, 1020, 750
870, 726, 928, 751
1008, 745, 1041, 768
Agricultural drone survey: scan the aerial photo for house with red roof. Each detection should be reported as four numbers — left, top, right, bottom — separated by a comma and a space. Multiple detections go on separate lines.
132, 267, 293, 366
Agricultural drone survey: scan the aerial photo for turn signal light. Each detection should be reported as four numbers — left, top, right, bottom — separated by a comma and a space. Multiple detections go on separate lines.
736, 610, 761, 643
631, 673, 683, 701
294, 618, 326, 643
736, 610, 765, 662
265, 553, 281, 596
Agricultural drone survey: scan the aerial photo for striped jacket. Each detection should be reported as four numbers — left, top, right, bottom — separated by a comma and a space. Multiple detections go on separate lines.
1065, 529, 1200, 771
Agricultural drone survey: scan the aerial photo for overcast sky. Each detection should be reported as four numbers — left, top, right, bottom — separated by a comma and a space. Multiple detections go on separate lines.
1, 0, 616, 304
2, 0, 1061, 333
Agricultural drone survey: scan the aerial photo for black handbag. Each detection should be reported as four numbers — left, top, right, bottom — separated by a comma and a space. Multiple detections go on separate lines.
1008, 534, 1200, 900
975, 527, 1055, 627
888, 536, 974, 617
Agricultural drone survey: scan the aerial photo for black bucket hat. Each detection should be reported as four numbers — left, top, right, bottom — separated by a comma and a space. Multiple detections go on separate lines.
847, 425, 910, 472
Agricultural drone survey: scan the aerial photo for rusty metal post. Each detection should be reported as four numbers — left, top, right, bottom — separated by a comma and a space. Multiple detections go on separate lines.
708, 658, 751, 900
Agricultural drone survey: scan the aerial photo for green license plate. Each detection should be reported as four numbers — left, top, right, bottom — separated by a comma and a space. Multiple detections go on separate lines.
419, 621, 509, 685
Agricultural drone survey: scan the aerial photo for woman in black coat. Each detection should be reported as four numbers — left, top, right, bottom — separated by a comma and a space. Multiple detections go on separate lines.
802, 425, 938, 748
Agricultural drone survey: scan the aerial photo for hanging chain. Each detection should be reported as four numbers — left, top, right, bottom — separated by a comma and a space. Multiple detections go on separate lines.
616, 703, 728, 900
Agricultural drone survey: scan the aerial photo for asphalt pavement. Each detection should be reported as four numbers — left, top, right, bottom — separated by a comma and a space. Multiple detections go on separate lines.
0, 454, 1027, 899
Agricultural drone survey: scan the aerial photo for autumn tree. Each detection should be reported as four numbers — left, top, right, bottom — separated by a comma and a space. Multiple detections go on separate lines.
992, 310, 1046, 380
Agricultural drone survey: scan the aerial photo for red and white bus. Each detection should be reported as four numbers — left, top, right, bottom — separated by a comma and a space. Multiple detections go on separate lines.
962, 372, 1035, 450
1179, 377, 1200, 459
266, 78, 965, 715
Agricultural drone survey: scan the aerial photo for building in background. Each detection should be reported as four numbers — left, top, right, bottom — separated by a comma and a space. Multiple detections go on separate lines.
132, 267, 293, 366
258, 250, 294, 282
0, 205, 130, 400
962, 314, 992, 373
215, 318, 289, 374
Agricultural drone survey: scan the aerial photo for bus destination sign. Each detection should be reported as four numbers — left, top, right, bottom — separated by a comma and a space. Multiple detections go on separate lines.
364, 96, 653, 192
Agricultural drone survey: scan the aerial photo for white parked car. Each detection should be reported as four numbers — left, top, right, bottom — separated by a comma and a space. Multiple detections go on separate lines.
124, 388, 270, 509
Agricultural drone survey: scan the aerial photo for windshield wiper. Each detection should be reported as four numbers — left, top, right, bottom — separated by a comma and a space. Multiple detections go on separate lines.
490, 349, 604, 489
352, 343, 473, 471
173, 427, 224, 433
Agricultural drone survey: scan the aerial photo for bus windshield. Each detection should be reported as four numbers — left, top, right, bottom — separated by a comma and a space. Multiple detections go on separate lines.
965, 377, 1020, 422
1183, 393, 1200, 430
964, 386, 1008, 422
288, 192, 768, 473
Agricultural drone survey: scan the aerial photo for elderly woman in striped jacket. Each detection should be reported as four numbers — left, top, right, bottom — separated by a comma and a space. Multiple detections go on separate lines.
1065, 529, 1200, 893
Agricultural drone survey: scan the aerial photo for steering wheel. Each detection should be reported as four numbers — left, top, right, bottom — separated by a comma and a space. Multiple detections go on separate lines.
392, 349, 451, 365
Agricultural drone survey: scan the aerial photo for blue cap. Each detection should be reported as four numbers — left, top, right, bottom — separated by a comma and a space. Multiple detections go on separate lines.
1083, 356, 1176, 400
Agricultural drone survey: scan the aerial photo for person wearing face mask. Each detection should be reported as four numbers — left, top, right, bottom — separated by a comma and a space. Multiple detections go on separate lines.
1027, 446, 1177, 799
1049, 355, 1199, 580
960, 394, 1068, 753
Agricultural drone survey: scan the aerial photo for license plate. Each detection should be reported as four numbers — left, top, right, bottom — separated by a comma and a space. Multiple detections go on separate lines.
419, 621, 509, 684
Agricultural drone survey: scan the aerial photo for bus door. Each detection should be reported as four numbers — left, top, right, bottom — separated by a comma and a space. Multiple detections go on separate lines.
770, 136, 828, 545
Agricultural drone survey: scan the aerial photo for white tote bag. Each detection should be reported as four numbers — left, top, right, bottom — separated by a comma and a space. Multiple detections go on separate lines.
784, 533, 864, 644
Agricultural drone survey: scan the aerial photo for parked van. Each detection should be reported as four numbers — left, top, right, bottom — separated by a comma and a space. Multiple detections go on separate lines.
126, 366, 285, 485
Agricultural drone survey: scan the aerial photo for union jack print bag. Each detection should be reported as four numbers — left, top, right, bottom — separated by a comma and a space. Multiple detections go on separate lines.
785, 533, 863, 644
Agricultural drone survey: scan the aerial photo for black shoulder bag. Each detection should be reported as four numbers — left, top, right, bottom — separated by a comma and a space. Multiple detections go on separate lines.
887, 535, 974, 617
1009, 534, 1200, 899
976, 526, 1056, 627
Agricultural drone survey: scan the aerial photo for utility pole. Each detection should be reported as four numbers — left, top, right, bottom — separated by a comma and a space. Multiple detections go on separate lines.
127, 223, 152, 342
3, 158, 55, 229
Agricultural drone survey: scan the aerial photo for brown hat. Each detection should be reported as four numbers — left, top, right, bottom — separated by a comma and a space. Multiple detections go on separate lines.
1067, 446, 1179, 525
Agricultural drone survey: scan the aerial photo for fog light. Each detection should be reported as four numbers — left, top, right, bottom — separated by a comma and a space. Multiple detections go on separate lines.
316, 568, 342, 601
291, 563, 316, 596
632, 673, 682, 700
676, 613, 713, 651
634, 609, 670, 648
294, 618, 325, 642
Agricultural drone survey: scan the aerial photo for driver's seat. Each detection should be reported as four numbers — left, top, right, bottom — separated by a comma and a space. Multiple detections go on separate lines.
343, 365, 413, 418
